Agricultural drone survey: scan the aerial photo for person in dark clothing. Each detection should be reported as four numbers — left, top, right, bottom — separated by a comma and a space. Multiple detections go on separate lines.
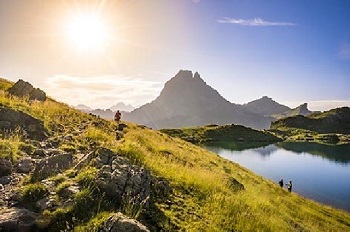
114, 110, 121, 124
286, 181, 292, 192
278, 179, 284, 188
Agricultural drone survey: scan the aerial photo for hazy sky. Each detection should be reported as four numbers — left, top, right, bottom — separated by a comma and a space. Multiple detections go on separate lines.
1, 0, 350, 110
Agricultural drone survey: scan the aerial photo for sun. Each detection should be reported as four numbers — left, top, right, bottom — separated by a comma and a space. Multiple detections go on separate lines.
67, 14, 109, 51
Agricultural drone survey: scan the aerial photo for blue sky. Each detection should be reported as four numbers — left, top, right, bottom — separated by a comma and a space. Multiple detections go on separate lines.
0, 0, 349, 110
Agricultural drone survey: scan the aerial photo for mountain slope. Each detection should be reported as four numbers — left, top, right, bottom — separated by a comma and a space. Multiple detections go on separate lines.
273, 103, 313, 120
244, 96, 291, 116
1, 78, 350, 231
271, 107, 350, 134
124, 70, 272, 129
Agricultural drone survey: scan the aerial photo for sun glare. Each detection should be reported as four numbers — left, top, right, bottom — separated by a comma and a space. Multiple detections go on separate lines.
67, 14, 109, 51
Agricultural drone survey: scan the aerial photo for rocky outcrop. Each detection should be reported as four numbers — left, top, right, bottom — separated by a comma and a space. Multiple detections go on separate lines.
0, 208, 37, 232
94, 148, 152, 209
0, 106, 47, 140
0, 158, 12, 176
100, 212, 150, 232
15, 158, 33, 173
32, 152, 73, 180
7, 79, 46, 101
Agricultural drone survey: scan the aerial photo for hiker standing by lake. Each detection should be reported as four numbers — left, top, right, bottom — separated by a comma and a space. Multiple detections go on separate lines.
278, 179, 284, 188
286, 181, 292, 193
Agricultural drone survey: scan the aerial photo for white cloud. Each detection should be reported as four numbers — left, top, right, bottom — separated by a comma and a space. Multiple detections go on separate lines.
339, 43, 350, 60
41, 74, 162, 109
217, 17, 295, 26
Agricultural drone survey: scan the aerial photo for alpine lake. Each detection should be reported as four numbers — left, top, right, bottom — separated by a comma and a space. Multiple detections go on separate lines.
204, 141, 350, 212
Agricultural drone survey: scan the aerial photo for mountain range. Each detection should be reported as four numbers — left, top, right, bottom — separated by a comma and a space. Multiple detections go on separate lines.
74, 102, 135, 120
123, 70, 312, 129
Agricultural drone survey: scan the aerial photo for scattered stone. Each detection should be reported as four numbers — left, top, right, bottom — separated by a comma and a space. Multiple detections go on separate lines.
16, 158, 33, 173
36, 197, 56, 211
229, 177, 245, 192
0, 208, 37, 232
101, 212, 150, 232
117, 123, 128, 132
0, 158, 12, 176
0, 176, 12, 185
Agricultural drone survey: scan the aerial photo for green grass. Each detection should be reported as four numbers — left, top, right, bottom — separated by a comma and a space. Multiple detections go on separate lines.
160, 124, 282, 144
118, 125, 350, 231
1, 78, 350, 231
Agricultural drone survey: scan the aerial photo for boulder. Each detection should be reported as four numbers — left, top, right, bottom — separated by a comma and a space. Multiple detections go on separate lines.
0, 106, 47, 140
95, 150, 152, 209
16, 158, 33, 173
0, 158, 12, 176
0, 208, 37, 232
7, 79, 46, 101
32, 152, 73, 180
100, 212, 149, 232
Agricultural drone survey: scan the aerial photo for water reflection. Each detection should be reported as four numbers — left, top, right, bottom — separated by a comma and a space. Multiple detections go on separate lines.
205, 141, 350, 212
276, 141, 350, 164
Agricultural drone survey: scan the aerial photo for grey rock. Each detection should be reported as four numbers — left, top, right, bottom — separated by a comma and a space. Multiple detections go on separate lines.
101, 212, 149, 232
32, 153, 73, 180
96, 154, 152, 209
0, 106, 46, 140
8, 79, 46, 101
0, 176, 12, 185
16, 158, 33, 173
0, 158, 12, 176
0, 120, 11, 129
97, 147, 114, 165
0, 208, 37, 232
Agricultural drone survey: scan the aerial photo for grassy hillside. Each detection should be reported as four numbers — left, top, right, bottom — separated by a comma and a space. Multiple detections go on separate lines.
160, 124, 281, 144
1, 79, 350, 231
270, 108, 350, 144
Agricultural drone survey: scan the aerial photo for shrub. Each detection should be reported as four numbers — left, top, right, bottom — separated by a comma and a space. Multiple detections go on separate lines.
21, 183, 48, 203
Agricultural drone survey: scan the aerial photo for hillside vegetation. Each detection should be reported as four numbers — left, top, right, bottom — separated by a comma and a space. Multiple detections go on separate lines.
270, 107, 350, 143
160, 124, 281, 145
1, 78, 350, 231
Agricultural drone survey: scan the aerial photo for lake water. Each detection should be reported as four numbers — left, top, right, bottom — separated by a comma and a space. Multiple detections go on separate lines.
205, 141, 350, 212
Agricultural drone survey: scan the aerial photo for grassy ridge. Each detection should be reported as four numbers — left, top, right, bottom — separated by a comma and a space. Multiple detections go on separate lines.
270, 107, 350, 144
160, 124, 281, 144
1, 80, 350, 231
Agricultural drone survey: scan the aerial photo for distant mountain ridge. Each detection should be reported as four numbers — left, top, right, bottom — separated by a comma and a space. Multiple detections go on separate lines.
124, 70, 310, 129
271, 107, 350, 134
74, 102, 135, 120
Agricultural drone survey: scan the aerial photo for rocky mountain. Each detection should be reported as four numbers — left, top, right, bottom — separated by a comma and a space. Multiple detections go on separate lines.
110, 102, 135, 112
74, 102, 134, 120
244, 96, 291, 116
124, 70, 273, 129
272, 103, 312, 120
124, 70, 292, 129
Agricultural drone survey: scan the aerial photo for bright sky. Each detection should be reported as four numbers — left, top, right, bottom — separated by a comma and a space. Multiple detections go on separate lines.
1, 0, 349, 111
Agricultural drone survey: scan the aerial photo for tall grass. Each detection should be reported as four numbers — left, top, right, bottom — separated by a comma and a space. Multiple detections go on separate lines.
116, 126, 350, 231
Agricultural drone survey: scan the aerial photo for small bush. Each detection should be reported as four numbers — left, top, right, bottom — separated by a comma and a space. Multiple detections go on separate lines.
75, 167, 98, 187
21, 183, 48, 203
